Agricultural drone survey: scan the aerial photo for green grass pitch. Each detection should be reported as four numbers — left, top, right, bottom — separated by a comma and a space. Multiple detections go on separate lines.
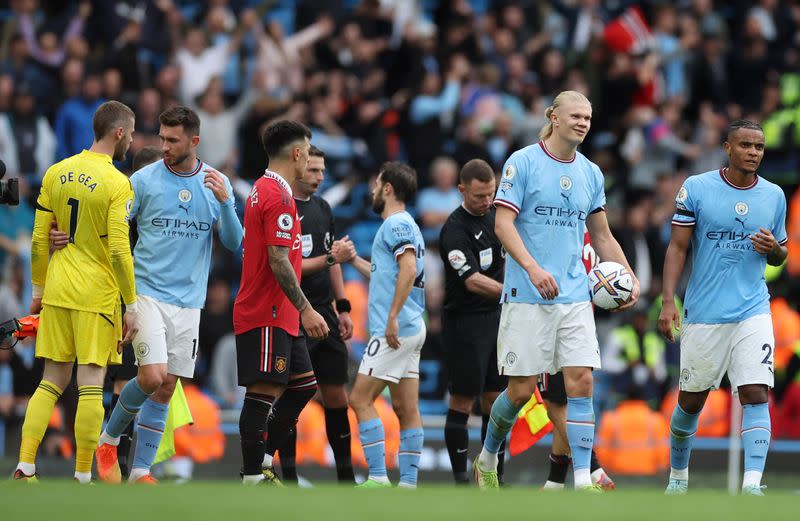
2, 482, 798, 521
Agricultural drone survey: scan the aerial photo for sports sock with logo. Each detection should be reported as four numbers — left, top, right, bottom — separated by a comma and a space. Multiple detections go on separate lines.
19, 380, 63, 467
358, 418, 388, 481
75, 385, 104, 474
130, 398, 169, 476
264, 377, 317, 462
566, 396, 595, 488
109, 393, 133, 479
669, 403, 700, 481
399, 428, 424, 487
445, 409, 469, 483
478, 390, 521, 470
239, 392, 275, 476
103, 378, 151, 440
279, 429, 298, 483
547, 453, 571, 484
741, 403, 770, 489
482, 413, 506, 481
324, 406, 355, 482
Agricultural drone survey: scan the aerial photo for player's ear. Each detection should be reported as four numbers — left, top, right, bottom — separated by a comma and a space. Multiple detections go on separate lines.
191, 135, 200, 148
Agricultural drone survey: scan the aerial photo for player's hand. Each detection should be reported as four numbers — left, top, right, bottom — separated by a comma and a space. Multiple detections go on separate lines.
615, 274, 641, 311
751, 228, 779, 255
301, 306, 329, 340
29, 298, 42, 315
338, 311, 353, 340
527, 265, 559, 300
49, 220, 69, 251
385, 316, 400, 349
657, 298, 681, 342
203, 168, 229, 203
331, 236, 356, 263
120, 307, 140, 351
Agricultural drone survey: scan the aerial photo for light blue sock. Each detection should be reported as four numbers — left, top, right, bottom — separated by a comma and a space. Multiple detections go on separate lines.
359, 418, 387, 479
669, 404, 700, 472
105, 378, 151, 438
483, 390, 521, 454
741, 403, 770, 473
566, 397, 595, 471
131, 399, 169, 472
399, 428, 424, 487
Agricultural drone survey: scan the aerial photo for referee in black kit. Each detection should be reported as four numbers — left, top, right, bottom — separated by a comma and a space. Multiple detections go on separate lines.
279, 145, 358, 483
439, 159, 507, 485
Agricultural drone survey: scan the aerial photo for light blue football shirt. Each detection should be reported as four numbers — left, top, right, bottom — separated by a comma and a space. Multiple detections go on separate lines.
672, 169, 787, 324
368, 211, 426, 337
494, 141, 606, 305
130, 159, 236, 308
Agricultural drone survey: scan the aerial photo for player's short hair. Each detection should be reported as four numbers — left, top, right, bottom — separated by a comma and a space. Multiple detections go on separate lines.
133, 145, 163, 171
379, 161, 417, 203
539, 90, 592, 140
159, 105, 201, 137
92, 101, 134, 141
309, 145, 325, 158
262, 120, 312, 161
459, 159, 495, 185
726, 119, 764, 141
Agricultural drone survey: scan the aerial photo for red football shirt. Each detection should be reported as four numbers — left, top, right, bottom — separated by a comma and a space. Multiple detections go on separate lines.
582, 231, 597, 274
234, 170, 303, 336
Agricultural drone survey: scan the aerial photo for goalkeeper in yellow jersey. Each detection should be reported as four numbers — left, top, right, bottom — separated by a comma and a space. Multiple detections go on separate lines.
13, 101, 139, 484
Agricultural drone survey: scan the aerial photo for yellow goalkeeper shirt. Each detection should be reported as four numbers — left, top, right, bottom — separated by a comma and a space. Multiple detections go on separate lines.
32, 150, 136, 314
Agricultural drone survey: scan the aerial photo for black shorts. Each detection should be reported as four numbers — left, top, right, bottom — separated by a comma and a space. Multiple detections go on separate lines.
443, 309, 506, 397
106, 344, 138, 383
236, 326, 314, 387
305, 305, 349, 386
538, 371, 567, 405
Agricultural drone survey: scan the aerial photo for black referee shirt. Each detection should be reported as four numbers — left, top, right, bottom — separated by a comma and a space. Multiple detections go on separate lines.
295, 195, 335, 308
439, 205, 504, 313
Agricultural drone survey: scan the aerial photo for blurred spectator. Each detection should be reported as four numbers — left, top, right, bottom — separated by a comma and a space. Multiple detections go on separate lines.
18, 1, 90, 69
0, 82, 56, 182
615, 192, 665, 299
53, 71, 104, 159
416, 157, 461, 246
197, 277, 233, 386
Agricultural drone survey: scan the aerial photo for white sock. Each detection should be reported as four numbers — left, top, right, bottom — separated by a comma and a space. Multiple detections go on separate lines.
17, 462, 36, 476
262, 453, 273, 468
573, 468, 592, 488
74, 471, 92, 484
742, 470, 762, 489
128, 468, 150, 482
98, 431, 120, 447
542, 480, 565, 490
477, 449, 498, 471
591, 468, 606, 483
670, 467, 689, 481
398, 481, 416, 489
369, 474, 390, 484
242, 474, 265, 484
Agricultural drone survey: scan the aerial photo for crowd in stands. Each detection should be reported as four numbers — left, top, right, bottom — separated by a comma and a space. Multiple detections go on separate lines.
2, 0, 800, 471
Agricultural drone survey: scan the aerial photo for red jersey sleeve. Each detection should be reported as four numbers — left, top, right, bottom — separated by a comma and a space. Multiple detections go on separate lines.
262, 184, 297, 248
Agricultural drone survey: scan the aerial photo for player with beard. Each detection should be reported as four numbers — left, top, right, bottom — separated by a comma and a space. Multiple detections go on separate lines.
93, 106, 243, 483
14, 101, 139, 483
277, 145, 358, 483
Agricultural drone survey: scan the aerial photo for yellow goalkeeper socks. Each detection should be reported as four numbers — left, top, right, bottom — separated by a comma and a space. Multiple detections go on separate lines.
19, 380, 63, 465
75, 385, 104, 474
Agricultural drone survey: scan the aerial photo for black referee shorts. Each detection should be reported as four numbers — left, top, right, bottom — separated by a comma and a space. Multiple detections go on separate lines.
304, 304, 350, 386
538, 371, 567, 405
236, 326, 313, 387
106, 344, 138, 383
443, 309, 506, 397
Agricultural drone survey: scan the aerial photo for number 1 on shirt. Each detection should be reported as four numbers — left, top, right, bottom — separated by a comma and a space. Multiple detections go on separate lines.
67, 197, 79, 243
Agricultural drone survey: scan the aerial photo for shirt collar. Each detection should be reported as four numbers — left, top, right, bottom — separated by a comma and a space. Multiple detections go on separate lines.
264, 169, 293, 196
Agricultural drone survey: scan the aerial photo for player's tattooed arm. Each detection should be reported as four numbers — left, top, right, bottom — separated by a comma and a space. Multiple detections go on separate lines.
268, 245, 310, 312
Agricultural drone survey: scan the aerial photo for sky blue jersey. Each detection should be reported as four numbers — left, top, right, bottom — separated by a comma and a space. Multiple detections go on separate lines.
672, 169, 787, 324
494, 141, 606, 305
368, 211, 425, 337
130, 159, 241, 309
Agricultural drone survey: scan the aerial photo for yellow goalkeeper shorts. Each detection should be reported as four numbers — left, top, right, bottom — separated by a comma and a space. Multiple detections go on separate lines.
36, 303, 122, 366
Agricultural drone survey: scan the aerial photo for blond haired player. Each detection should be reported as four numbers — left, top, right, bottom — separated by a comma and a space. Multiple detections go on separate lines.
13, 101, 139, 483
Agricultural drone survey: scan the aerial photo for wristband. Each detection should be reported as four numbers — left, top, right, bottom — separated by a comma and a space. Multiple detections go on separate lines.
336, 299, 351, 313
125, 301, 139, 313
32, 284, 44, 299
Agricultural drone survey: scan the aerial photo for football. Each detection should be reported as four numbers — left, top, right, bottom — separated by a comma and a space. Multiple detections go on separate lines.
588, 261, 633, 310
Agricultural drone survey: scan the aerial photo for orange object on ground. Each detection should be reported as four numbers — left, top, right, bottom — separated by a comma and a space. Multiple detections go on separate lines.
596, 399, 670, 475
508, 387, 554, 456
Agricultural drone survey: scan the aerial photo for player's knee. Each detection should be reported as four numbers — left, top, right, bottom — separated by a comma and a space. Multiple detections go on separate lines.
564, 370, 593, 398
320, 386, 348, 409
391, 398, 418, 422
738, 384, 768, 405
137, 367, 166, 393
449, 394, 474, 414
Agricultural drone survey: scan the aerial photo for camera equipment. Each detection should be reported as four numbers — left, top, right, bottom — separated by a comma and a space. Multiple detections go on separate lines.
0, 315, 39, 348
0, 159, 20, 205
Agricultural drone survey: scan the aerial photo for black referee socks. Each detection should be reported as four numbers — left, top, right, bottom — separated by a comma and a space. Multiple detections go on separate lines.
445, 409, 470, 483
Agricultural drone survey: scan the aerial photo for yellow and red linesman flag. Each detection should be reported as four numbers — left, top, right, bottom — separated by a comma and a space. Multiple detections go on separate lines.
509, 387, 553, 457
